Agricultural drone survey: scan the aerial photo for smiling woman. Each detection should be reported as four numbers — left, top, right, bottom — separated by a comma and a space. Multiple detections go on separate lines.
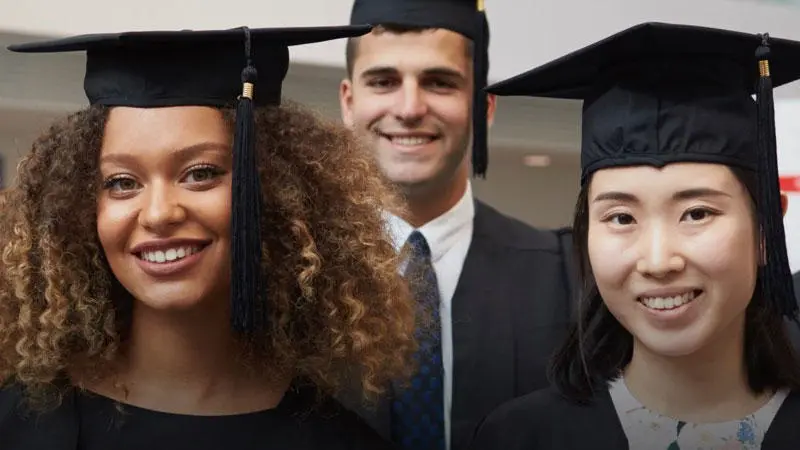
468, 22, 800, 450
0, 25, 415, 450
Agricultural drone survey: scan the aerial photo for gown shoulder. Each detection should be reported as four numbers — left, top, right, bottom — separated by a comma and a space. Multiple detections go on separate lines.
467, 386, 627, 450
0, 381, 79, 449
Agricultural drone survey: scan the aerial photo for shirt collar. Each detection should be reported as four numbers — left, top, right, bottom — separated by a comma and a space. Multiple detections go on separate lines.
384, 182, 475, 262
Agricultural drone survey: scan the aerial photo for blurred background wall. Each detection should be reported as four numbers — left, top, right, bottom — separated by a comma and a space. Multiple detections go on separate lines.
1, 0, 799, 234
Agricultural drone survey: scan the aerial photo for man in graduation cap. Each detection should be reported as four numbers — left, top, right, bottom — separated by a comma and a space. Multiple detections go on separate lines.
337, 1, 578, 450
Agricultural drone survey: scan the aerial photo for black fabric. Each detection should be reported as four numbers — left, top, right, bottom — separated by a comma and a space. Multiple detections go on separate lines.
0, 382, 395, 450
788, 271, 800, 347
484, 22, 800, 184
7, 26, 371, 108
467, 386, 800, 450
338, 201, 576, 450
350, 0, 481, 41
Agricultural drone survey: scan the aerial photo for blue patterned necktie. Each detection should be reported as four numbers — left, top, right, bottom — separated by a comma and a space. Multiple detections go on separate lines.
391, 230, 445, 450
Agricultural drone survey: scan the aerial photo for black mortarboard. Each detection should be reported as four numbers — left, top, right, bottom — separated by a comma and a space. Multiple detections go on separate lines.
350, 0, 491, 178
8, 25, 371, 335
486, 22, 800, 320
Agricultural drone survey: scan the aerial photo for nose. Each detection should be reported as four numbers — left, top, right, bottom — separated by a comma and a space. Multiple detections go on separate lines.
392, 80, 428, 124
138, 181, 187, 232
635, 224, 686, 278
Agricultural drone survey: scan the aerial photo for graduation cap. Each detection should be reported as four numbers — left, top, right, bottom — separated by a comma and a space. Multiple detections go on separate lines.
8, 24, 372, 335
485, 22, 800, 319
350, 0, 491, 178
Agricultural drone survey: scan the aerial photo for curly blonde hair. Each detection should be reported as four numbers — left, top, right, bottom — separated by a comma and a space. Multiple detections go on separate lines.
0, 101, 417, 407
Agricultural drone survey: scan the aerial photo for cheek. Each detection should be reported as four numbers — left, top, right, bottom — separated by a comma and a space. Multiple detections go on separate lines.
587, 225, 632, 291
351, 93, 392, 126
689, 223, 758, 288
195, 189, 232, 239
96, 198, 136, 253
430, 96, 471, 129
211, 200, 231, 238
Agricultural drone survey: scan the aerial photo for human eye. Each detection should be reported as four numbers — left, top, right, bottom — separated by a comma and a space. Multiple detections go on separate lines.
681, 207, 720, 223
365, 76, 399, 91
424, 77, 458, 91
602, 212, 636, 226
181, 163, 226, 185
102, 175, 141, 194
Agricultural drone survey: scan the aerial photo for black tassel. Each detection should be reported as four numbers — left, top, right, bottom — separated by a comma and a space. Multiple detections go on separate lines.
231, 27, 266, 334
471, 4, 489, 178
754, 34, 798, 320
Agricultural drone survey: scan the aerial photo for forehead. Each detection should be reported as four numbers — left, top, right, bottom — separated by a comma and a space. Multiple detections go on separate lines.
589, 163, 744, 197
102, 106, 231, 154
352, 28, 471, 75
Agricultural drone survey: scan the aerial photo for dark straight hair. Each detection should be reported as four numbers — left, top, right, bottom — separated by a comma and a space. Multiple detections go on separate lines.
550, 165, 800, 403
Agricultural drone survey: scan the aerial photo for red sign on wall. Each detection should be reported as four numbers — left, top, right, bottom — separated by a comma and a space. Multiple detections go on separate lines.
780, 176, 800, 193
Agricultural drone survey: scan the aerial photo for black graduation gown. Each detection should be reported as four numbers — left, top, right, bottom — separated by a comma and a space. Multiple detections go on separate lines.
467, 386, 800, 450
0, 382, 396, 450
793, 271, 800, 301
340, 201, 577, 450
788, 271, 800, 347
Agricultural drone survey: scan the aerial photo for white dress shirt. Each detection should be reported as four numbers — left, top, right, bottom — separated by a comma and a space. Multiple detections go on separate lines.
384, 182, 475, 450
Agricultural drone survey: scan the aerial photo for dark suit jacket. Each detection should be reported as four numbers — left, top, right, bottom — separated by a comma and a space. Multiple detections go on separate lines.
340, 200, 577, 450
793, 271, 800, 305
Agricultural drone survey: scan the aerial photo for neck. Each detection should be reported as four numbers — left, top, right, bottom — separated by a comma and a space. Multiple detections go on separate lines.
98, 300, 289, 414
398, 171, 468, 228
623, 314, 770, 422
125, 301, 238, 390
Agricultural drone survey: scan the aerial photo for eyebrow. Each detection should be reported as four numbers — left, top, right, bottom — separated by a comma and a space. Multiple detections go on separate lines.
99, 142, 231, 167
592, 187, 732, 204
359, 65, 467, 82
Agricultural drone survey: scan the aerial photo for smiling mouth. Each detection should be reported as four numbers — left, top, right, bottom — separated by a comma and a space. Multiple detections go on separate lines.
135, 244, 209, 264
379, 133, 439, 146
638, 290, 703, 311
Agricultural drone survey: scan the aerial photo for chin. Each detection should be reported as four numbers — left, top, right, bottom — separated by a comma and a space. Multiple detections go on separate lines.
385, 165, 433, 183
391, 166, 450, 192
129, 284, 219, 312
633, 325, 711, 358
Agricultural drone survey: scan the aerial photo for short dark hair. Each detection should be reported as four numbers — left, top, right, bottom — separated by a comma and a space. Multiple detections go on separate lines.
345, 24, 475, 79
550, 165, 800, 403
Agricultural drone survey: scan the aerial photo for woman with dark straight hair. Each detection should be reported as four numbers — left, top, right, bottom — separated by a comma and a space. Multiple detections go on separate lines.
468, 22, 800, 450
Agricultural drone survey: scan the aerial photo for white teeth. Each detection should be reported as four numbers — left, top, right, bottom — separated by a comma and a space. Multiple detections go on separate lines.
140, 246, 199, 264
390, 136, 432, 146
640, 291, 697, 310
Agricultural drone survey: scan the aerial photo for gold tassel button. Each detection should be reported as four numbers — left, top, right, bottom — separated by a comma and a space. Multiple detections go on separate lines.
242, 82, 254, 100
759, 59, 771, 78
477, 0, 485, 12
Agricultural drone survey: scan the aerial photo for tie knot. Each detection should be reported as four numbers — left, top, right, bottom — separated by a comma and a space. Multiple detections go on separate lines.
407, 230, 431, 259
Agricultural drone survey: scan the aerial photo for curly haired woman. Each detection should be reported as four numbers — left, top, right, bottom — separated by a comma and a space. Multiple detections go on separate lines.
0, 25, 416, 450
